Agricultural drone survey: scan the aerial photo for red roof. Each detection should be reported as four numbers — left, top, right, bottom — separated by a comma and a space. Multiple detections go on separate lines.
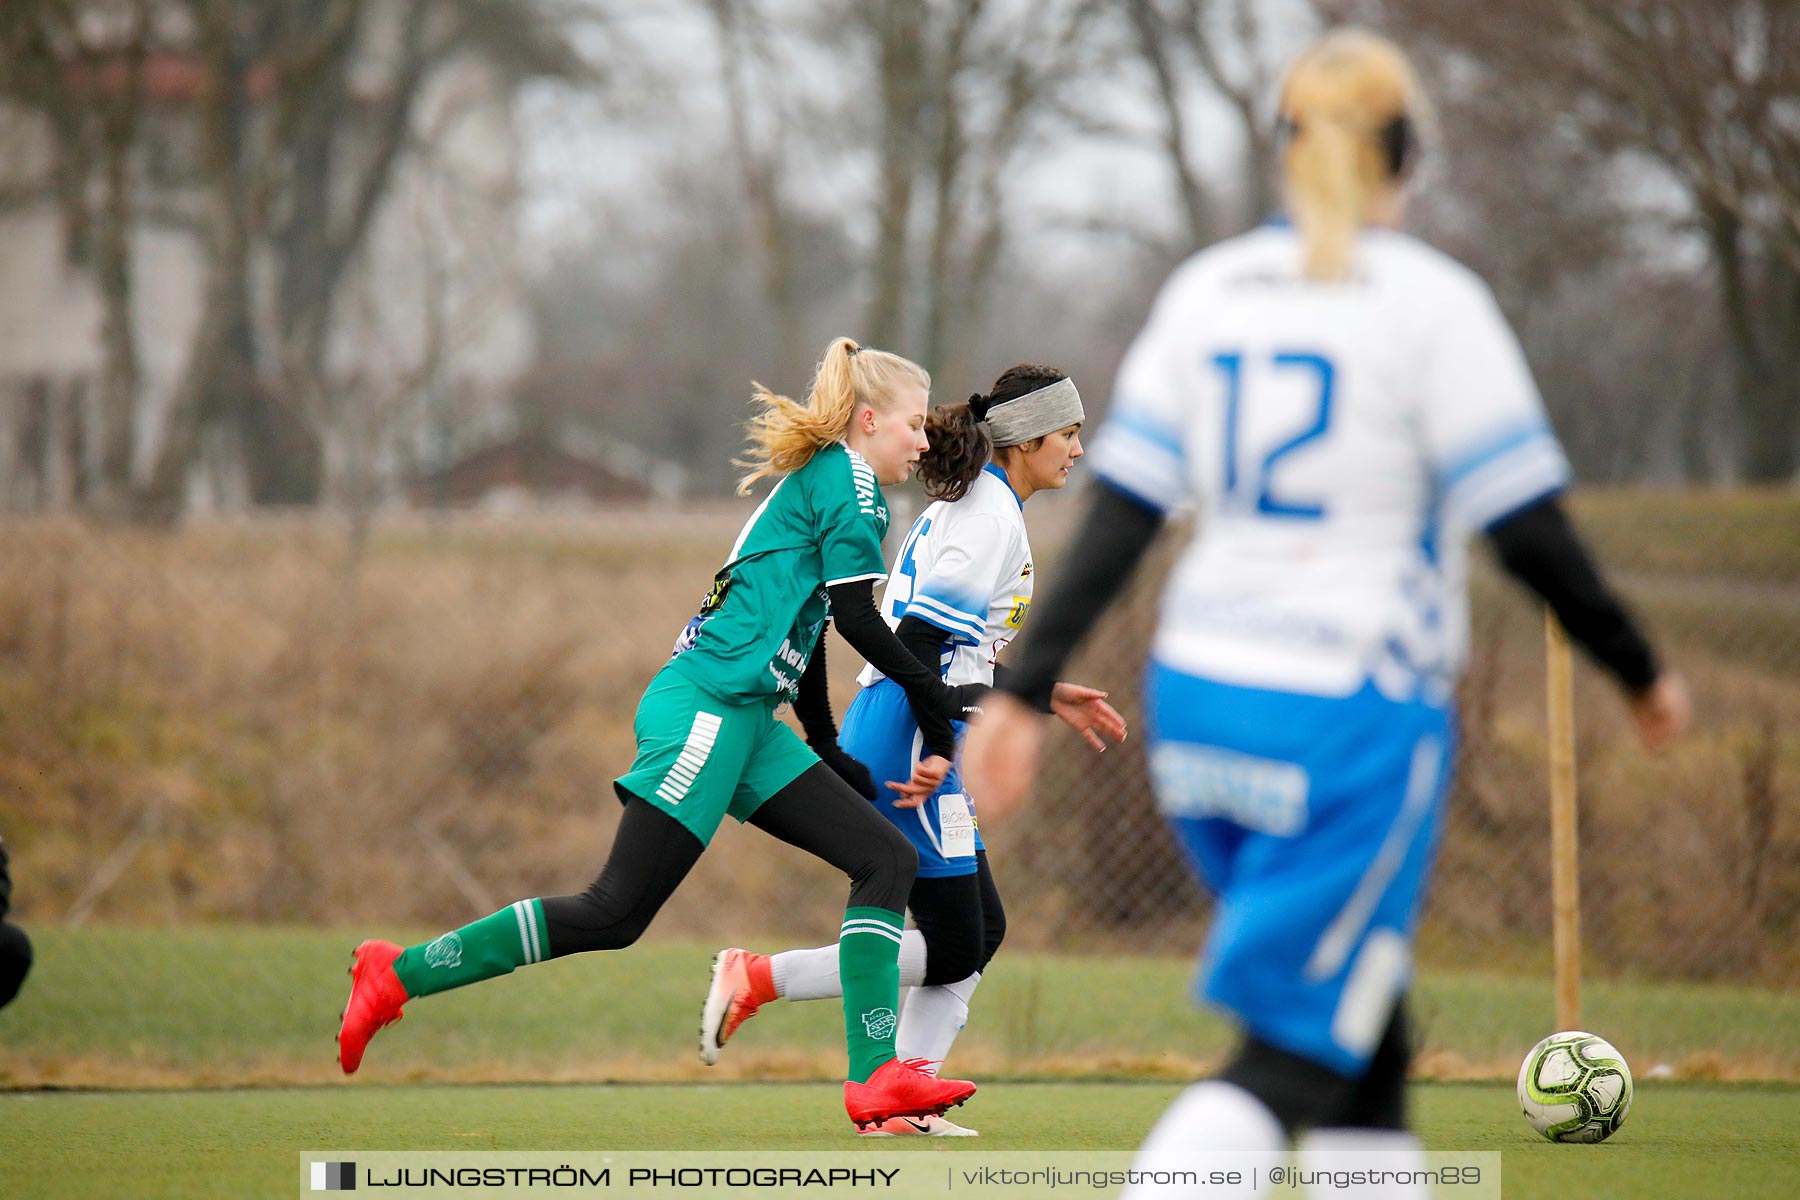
64, 51, 277, 103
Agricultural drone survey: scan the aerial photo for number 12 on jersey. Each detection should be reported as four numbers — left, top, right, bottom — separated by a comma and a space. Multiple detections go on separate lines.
1212, 350, 1335, 520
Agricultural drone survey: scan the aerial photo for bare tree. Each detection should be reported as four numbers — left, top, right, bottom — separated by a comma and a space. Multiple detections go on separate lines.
702, 0, 810, 374
0, 0, 153, 514
851, 0, 1106, 373
862, 2, 930, 349
158, 0, 584, 515
1332, 0, 1800, 480
918, 0, 1104, 382
1115, 0, 1296, 250
5, 0, 588, 521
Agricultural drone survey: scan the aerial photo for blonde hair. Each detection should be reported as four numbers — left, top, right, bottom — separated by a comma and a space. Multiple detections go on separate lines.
1278, 28, 1428, 281
735, 337, 931, 495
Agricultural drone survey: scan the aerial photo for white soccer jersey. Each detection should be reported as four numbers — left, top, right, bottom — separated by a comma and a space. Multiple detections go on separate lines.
1089, 221, 1570, 702
857, 466, 1033, 689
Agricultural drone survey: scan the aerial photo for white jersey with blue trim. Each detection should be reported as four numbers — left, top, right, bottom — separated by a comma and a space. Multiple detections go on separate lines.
857, 466, 1033, 689
1089, 222, 1570, 702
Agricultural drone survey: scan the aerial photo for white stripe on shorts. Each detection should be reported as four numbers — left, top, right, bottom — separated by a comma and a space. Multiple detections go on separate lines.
656, 711, 724, 805
1304, 736, 1442, 982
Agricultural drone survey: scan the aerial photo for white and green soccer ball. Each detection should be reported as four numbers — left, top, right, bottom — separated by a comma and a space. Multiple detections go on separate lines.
1517, 1031, 1633, 1143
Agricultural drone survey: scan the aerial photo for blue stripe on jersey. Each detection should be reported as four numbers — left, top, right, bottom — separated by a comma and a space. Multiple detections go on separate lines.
907, 594, 985, 643
1438, 419, 1552, 491
1459, 443, 1568, 531
1092, 419, 1187, 514
1093, 466, 1179, 516
1109, 408, 1186, 458
1437, 419, 1569, 533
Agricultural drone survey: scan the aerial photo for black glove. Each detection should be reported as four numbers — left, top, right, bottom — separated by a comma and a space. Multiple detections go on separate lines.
814, 742, 878, 801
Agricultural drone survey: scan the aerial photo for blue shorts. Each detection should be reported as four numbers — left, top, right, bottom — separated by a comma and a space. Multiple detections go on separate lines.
1146, 663, 1456, 1076
840, 678, 982, 878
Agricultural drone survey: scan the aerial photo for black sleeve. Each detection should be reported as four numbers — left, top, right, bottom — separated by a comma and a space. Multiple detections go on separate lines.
1487, 495, 1660, 692
789, 628, 879, 801
896, 613, 951, 676
896, 614, 995, 716
791, 626, 838, 746
1000, 481, 1166, 709
0, 836, 12, 921
827, 579, 960, 759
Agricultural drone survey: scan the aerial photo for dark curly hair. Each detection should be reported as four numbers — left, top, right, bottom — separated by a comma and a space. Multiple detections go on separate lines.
916, 364, 1068, 503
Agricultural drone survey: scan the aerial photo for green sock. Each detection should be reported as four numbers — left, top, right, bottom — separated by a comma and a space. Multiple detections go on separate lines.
839, 905, 904, 1083
391, 899, 550, 998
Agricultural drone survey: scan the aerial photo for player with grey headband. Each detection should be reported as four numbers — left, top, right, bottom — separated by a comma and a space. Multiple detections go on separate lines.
979, 376, 1086, 448
702, 365, 1128, 1136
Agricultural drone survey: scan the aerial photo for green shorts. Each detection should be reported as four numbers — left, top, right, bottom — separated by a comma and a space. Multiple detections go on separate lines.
613, 665, 819, 847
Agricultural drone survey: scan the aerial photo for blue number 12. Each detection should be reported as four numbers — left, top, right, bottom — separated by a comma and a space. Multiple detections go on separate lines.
1212, 350, 1335, 519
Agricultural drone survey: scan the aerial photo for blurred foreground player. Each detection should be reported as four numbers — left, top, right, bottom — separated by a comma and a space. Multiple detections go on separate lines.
963, 27, 1689, 1198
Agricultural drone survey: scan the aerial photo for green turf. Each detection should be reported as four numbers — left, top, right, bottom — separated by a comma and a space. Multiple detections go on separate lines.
4, 929, 1796, 1196
2, 928, 1796, 1083
1, 1082, 1796, 1199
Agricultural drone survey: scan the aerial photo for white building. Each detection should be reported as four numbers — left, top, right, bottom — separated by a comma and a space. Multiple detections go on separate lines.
0, 11, 536, 514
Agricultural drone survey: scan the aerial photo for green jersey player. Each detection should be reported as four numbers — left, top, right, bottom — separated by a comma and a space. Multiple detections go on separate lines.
337, 337, 979, 1130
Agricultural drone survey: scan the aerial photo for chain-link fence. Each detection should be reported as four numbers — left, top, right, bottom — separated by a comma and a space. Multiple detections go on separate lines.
1008, 491, 1800, 984
0, 490, 1794, 1076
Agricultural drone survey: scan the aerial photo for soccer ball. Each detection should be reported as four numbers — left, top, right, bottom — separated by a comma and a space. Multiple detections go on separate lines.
1517, 1031, 1633, 1143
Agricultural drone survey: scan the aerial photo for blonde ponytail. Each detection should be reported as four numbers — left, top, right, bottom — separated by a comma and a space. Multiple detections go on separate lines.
1278, 29, 1429, 282
736, 337, 931, 494
1287, 118, 1366, 280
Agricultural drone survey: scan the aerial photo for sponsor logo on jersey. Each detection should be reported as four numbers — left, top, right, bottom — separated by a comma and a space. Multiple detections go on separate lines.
846, 449, 880, 516
672, 568, 735, 658
1020, 561, 1033, 578
424, 933, 463, 970
861, 1006, 898, 1041
1004, 596, 1031, 629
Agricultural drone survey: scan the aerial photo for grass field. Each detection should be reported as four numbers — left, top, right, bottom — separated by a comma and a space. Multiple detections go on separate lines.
2, 1081, 1797, 1199
2, 929, 1797, 1196
3, 929, 1798, 1087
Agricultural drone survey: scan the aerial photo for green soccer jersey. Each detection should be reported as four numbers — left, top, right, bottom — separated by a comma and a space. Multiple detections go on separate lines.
667, 443, 890, 704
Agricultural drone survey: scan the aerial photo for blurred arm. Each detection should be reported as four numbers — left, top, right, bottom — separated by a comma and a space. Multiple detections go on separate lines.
1486, 495, 1659, 692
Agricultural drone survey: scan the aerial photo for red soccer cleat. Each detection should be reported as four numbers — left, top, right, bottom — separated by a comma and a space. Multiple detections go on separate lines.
336, 939, 408, 1074
843, 1058, 977, 1130
699, 947, 775, 1065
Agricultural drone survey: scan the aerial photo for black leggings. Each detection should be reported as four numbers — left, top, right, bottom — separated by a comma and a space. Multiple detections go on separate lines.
1217, 1000, 1413, 1134
538, 762, 918, 958
908, 850, 1006, 986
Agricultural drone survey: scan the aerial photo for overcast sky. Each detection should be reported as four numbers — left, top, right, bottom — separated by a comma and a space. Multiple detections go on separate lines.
513, 0, 1322, 279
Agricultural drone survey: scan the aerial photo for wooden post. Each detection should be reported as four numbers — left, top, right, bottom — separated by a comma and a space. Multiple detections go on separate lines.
1545, 609, 1581, 1030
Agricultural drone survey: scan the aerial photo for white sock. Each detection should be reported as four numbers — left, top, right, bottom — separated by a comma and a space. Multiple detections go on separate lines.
771, 929, 927, 1000
897, 970, 980, 1067
1120, 1081, 1284, 1200
1297, 1129, 1427, 1199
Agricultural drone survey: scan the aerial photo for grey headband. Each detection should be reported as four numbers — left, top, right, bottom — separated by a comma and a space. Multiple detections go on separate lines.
983, 377, 1085, 447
